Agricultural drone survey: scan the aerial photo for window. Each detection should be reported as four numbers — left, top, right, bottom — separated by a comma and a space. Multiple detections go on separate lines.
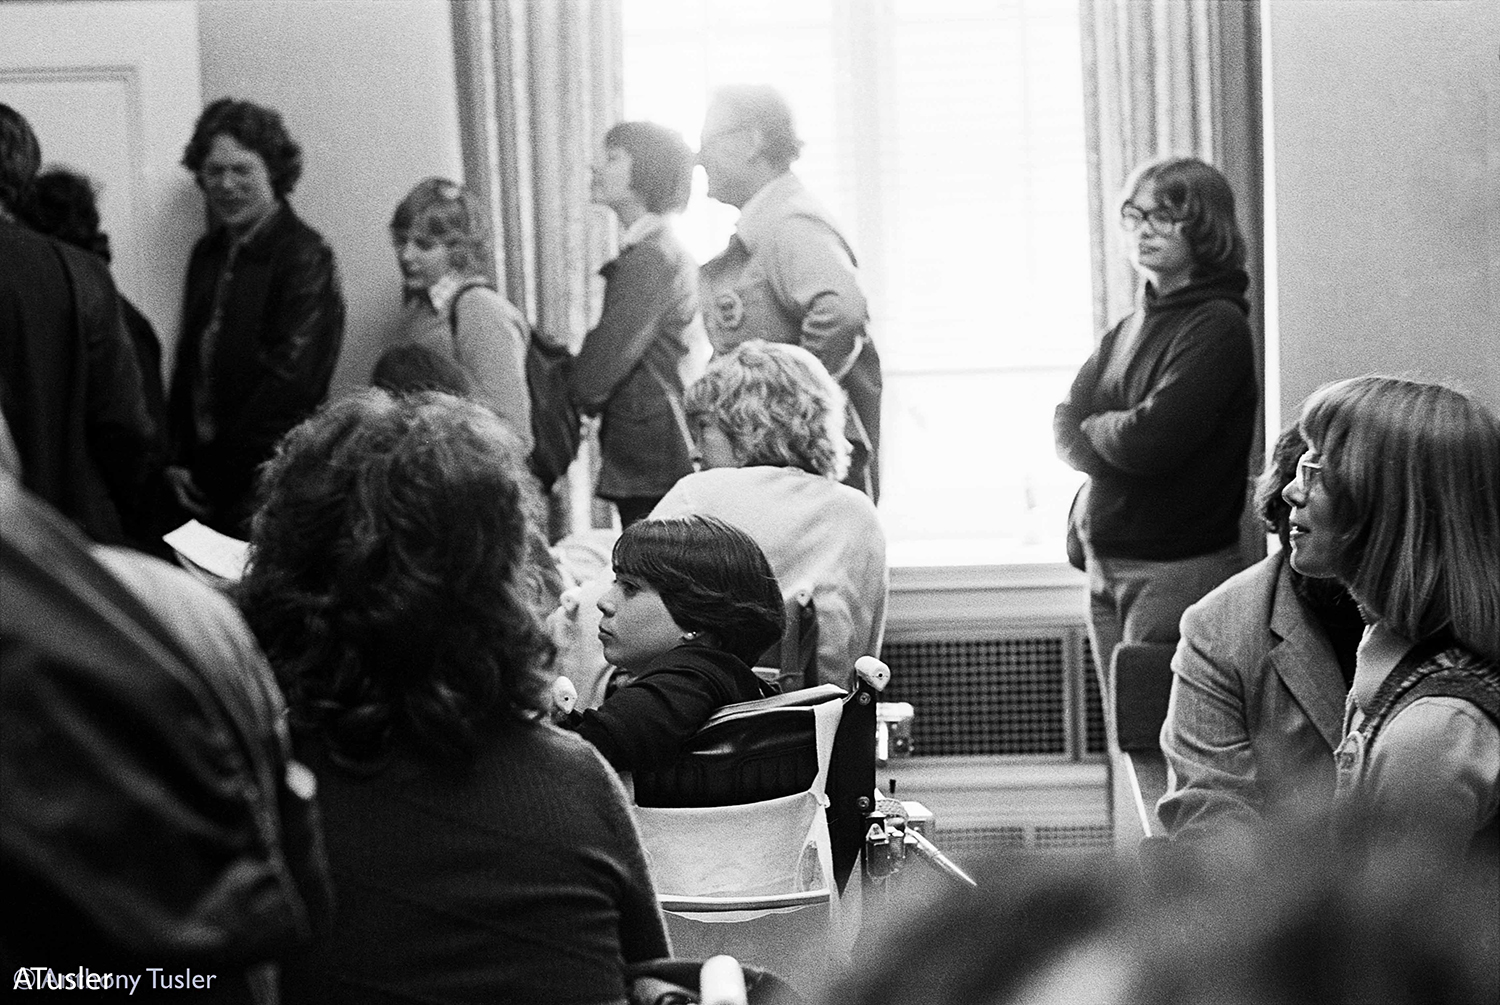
622, 0, 1092, 566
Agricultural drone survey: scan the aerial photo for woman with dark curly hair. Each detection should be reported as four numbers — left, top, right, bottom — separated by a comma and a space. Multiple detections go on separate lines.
168, 97, 344, 536
562, 515, 783, 771
650, 340, 887, 688
239, 390, 667, 1005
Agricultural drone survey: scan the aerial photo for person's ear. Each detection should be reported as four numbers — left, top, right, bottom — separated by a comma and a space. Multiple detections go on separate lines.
745, 127, 769, 164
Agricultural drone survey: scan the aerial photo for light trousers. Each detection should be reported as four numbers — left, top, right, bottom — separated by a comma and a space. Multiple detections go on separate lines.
1085, 543, 1246, 713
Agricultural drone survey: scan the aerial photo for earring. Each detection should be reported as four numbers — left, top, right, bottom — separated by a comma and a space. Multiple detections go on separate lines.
681, 631, 700, 642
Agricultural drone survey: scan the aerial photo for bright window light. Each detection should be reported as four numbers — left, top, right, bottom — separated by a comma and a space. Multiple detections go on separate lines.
622, 0, 1092, 566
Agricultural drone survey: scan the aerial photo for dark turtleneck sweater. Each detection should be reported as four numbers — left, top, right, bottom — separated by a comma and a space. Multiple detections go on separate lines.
572, 643, 774, 771
1055, 269, 1257, 560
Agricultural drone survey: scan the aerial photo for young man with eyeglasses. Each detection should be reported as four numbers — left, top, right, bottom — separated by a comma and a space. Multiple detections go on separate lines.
1054, 156, 1258, 739
696, 84, 883, 501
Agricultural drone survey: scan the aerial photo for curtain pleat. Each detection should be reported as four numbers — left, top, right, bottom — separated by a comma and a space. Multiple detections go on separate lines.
1080, 0, 1261, 340
451, 0, 623, 536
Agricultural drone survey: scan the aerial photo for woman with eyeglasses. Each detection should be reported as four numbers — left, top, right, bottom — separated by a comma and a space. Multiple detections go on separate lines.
1055, 157, 1257, 717
1282, 375, 1499, 869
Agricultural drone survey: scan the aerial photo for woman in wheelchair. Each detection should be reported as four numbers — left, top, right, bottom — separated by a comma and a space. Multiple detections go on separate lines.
561, 514, 784, 771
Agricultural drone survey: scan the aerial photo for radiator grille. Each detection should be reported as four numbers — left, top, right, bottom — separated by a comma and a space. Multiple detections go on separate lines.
938, 825, 1029, 861
1033, 824, 1113, 850
881, 630, 1105, 759
939, 824, 1112, 865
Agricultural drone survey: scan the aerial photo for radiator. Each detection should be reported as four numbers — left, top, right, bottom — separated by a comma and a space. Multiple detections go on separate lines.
880, 626, 1105, 760
877, 624, 1112, 860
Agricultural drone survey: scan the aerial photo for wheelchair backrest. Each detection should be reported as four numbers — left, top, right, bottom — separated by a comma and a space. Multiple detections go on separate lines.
633, 684, 848, 809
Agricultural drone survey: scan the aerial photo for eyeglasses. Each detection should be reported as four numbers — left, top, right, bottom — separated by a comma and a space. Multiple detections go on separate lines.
1294, 453, 1324, 493
1119, 201, 1184, 235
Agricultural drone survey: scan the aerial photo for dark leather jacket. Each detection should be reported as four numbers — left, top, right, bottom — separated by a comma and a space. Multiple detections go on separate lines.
0, 223, 155, 544
169, 204, 344, 532
1, 478, 332, 997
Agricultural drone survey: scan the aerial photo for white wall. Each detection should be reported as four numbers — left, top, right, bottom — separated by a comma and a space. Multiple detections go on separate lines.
197, 0, 465, 398
1266, 0, 1500, 424
0, 1, 203, 366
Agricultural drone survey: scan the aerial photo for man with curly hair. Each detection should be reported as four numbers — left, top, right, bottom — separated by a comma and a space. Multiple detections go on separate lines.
168, 98, 345, 536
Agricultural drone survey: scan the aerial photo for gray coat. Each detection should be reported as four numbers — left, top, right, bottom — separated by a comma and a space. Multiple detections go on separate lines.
1157, 550, 1349, 842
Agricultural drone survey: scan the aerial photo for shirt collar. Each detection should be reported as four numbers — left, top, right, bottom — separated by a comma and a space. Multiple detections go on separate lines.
733, 171, 799, 253
1349, 621, 1413, 716
427, 272, 475, 315
226, 202, 282, 251
619, 212, 666, 250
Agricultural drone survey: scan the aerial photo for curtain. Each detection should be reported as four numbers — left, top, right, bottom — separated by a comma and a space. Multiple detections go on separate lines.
1079, 0, 1262, 341
451, 0, 622, 536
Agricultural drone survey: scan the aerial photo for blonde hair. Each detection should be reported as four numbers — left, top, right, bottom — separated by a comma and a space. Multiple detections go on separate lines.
389, 177, 490, 279
685, 341, 850, 480
1299, 375, 1500, 659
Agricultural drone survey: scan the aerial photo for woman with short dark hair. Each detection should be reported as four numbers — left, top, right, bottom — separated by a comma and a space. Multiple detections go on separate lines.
240, 390, 667, 1004
1055, 155, 1257, 715
570, 120, 708, 527
564, 514, 783, 771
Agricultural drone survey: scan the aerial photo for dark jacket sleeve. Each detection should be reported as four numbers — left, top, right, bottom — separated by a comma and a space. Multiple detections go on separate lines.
0, 484, 331, 967
575, 663, 730, 771
1077, 303, 1254, 478
221, 233, 345, 469
569, 244, 679, 413
1054, 321, 1117, 476
60, 244, 156, 530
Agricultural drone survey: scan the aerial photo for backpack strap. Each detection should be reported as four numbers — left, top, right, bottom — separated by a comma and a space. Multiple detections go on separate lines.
639, 353, 700, 472
445, 277, 498, 365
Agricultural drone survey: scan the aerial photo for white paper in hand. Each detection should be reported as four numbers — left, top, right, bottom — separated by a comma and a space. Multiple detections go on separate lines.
163, 520, 250, 583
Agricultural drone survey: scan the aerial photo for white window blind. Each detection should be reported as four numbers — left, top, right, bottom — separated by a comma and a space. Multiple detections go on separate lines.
622, 0, 1092, 565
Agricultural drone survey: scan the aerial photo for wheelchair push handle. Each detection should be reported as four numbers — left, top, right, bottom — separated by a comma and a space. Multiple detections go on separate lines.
855, 655, 891, 692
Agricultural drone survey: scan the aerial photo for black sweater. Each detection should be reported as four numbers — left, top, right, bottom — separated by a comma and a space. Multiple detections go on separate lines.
1055, 270, 1257, 560
575, 643, 773, 771
284, 722, 667, 1004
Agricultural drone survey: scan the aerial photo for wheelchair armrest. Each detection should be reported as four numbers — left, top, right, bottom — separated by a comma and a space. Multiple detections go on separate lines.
657, 889, 831, 913
706, 684, 848, 726
1122, 749, 1169, 838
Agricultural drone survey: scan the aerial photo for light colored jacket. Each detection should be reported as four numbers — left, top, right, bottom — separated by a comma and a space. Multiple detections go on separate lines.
700, 172, 883, 498
1158, 551, 1348, 843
